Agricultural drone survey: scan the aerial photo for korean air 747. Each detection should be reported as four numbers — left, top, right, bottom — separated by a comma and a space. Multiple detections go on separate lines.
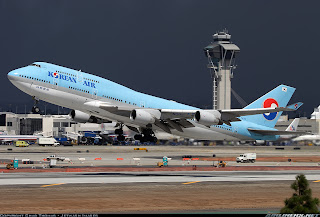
8, 62, 303, 143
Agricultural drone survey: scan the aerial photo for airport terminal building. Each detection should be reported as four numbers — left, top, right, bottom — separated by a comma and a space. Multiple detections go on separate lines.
275, 115, 319, 134
0, 112, 105, 138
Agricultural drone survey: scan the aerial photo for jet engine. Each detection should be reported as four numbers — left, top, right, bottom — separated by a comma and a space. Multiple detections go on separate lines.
130, 109, 161, 125
69, 110, 102, 123
194, 110, 222, 126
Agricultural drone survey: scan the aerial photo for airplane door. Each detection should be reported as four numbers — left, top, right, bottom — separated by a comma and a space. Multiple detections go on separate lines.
140, 101, 145, 108
233, 126, 238, 133
92, 89, 98, 99
51, 69, 59, 89
52, 76, 59, 89
77, 71, 83, 83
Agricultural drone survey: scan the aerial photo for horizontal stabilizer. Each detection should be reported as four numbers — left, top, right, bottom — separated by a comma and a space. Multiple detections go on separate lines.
286, 102, 303, 111
219, 105, 301, 123
248, 128, 308, 136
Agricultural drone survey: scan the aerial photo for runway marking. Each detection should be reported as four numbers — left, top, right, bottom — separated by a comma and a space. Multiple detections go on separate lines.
313, 180, 320, 183
182, 181, 201, 185
41, 183, 65, 187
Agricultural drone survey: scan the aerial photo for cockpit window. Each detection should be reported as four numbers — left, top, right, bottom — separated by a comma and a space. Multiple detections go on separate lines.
29, 63, 41, 68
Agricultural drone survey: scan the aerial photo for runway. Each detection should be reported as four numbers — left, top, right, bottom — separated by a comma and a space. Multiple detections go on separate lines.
2, 170, 320, 185
1, 145, 320, 213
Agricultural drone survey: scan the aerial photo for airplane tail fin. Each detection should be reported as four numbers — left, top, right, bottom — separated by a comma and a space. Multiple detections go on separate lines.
285, 118, 300, 132
243, 84, 296, 128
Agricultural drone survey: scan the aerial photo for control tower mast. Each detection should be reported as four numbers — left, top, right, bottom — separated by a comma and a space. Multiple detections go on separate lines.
204, 30, 240, 110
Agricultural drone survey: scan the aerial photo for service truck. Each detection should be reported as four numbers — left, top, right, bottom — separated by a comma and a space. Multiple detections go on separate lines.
37, 138, 60, 146
46, 155, 65, 161
15, 141, 29, 147
236, 153, 256, 163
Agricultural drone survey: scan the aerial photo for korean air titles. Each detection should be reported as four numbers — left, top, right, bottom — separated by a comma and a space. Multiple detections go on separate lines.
48, 71, 96, 88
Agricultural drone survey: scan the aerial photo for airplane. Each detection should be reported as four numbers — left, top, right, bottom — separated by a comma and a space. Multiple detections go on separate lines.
291, 133, 320, 145
0, 134, 42, 143
8, 62, 304, 143
281, 118, 301, 138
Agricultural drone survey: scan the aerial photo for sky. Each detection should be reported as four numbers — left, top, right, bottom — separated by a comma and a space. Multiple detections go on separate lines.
1, 0, 320, 117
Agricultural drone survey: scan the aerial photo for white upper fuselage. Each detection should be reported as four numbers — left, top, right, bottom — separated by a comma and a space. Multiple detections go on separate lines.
7, 62, 281, 141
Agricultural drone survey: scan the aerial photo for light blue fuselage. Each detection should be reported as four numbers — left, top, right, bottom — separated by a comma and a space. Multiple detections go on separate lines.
8, 62, 281, 141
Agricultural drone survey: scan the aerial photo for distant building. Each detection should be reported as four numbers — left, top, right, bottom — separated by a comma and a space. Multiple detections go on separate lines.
311, 105, 320, 120
275, 114, 320, 135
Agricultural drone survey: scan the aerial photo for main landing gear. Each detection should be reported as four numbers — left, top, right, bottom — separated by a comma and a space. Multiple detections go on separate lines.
134, 128, 158, 143
115, 124, 125, 142
32, 96, 40, 114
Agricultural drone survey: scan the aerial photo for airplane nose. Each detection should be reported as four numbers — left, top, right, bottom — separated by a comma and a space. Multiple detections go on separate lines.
7, 69, 19, 81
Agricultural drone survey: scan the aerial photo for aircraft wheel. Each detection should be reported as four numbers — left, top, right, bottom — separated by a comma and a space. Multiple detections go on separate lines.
134, 134, 142, 141
115, 129, 123, 135
117, 135, 125, 141
152, 136, 158, 143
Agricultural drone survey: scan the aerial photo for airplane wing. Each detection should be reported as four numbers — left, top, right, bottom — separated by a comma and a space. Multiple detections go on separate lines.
84, 100, 303, 133
99, 104, 132, 117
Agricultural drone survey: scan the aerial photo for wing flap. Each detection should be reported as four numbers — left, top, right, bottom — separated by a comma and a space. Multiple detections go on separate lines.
160, 109, 195, 119
98, 104, 132, 117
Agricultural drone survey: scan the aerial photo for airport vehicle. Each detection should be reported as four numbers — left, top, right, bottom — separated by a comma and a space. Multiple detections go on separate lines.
6, 163, 14, 169
216, 161, 227, 167
157, 162, 164, 167
14, 141, 29, 147
134, 147, 148, 152
46, 155, 65, 161
8, 62, 304, 142
236, 153, 256, 163
37, 138, 60, 146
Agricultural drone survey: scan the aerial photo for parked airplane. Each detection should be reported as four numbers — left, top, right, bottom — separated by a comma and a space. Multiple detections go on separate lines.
292, 134, 320, 145
282, 118, 301, 138
8, 62, 303, 142
0, 134, 41, 142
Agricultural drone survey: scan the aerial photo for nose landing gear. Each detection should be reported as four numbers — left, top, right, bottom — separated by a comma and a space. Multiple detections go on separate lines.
32, 96, 40, 114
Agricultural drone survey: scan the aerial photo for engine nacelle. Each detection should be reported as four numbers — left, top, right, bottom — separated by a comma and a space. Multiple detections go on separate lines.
194, 110, 222, 126
130, 109, 161, 125
69, 110, 102, 123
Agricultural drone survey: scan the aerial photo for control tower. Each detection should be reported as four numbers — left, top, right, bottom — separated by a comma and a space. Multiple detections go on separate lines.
204, 30, 240, 110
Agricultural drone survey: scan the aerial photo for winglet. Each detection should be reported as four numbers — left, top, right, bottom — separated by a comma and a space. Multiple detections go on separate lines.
286, 102, 303, 111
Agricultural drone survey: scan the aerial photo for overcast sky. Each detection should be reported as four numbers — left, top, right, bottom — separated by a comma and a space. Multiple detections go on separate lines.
1, 1, 319, 117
